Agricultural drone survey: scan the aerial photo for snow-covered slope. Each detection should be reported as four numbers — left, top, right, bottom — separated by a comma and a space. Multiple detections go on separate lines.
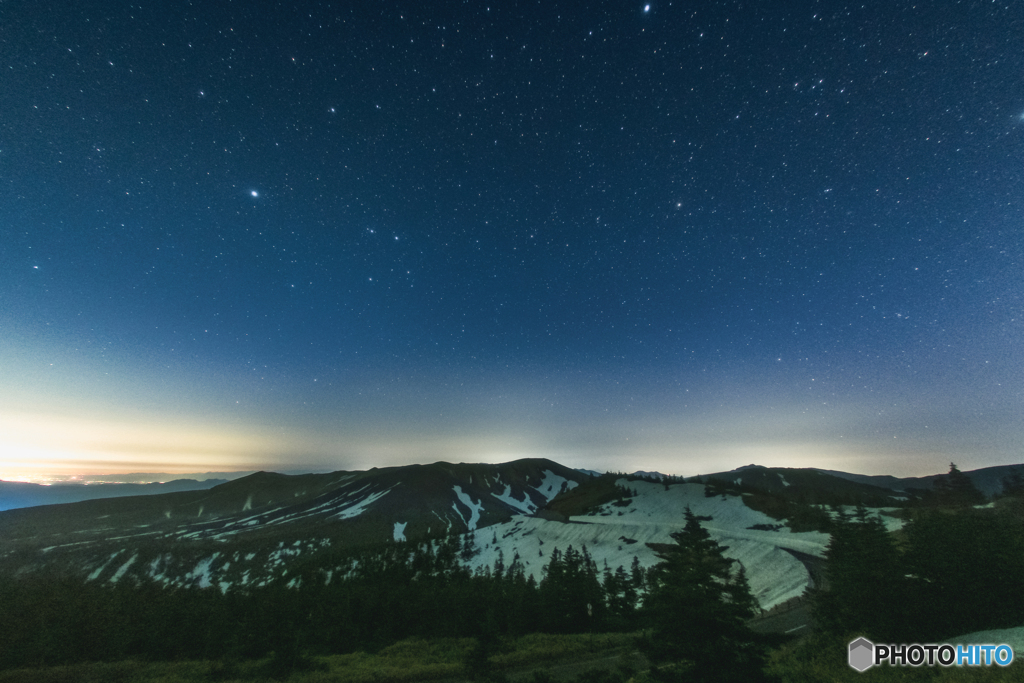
461, 481, 829, 610
0, 464, 853, 611
0, 459, 589, 586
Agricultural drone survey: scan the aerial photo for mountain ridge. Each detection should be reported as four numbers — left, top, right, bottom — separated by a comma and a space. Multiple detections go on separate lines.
1, 458, 1020, 614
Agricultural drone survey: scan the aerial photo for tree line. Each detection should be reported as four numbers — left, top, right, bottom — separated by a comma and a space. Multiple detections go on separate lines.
0, 531, 651, 670
4, 462, 1015, 680
0, 509, 780, 681
815, 464, 1024, 643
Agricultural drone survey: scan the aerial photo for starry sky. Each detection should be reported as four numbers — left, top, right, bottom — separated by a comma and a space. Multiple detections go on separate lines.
2, 0, 1022, 482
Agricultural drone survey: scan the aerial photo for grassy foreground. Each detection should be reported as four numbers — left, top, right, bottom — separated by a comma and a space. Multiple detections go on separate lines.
1, 631, 1022, 682
0, 632, 638, 683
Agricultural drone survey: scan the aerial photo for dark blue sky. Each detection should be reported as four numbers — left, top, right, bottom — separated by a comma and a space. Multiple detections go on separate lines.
2, 0, 1021, 480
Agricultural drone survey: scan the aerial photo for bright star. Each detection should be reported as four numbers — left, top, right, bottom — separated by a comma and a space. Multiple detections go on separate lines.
251, 190, 259, 198
644, 4, 650, 12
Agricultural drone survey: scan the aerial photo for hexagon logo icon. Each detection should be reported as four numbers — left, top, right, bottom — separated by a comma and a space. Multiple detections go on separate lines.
849, 637, 874, 672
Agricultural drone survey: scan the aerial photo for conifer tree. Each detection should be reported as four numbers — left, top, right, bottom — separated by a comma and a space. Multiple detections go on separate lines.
1000, 470, 1024, 498
931, 462, 986, 507
640, 507, 769, 682
539, 545, 605, 632
902, 506, 1024, 640
814, 510, 903, 640
630, 555, 646, 594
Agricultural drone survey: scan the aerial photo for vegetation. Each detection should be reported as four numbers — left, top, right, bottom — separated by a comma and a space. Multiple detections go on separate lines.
812, 464, 1024, 645
0, 633, 641, 683
2, 463, 1022, 681
0, 531, 647, 673
767, 633, 1024, 682
638, 507, 772, 682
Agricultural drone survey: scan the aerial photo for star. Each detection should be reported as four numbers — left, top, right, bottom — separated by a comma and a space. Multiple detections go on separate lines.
250, 190, 259, 198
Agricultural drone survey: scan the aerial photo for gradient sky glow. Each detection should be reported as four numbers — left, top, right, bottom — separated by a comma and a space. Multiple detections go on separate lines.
2, 0, 1022, 482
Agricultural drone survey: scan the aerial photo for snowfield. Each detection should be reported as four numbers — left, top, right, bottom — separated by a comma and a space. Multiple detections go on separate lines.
59, 476, 831, 609
462, 481, 829, 611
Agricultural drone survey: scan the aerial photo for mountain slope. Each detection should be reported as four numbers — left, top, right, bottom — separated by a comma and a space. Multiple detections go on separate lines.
0, 459, 586, 582
699, 463, 1024, 500
0, 460, 830, 611
5, 459, 1014, 615
461, 479, 829, 610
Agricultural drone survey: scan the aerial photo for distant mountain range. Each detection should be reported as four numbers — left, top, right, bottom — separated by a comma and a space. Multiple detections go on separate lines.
694, 462, 1024, 499
810, 464, 1022, 497
0, 459, 1019, 615
0, 478, 231, 512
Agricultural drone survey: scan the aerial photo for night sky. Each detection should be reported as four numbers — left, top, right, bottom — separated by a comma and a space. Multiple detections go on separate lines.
2, 0, 1022, 482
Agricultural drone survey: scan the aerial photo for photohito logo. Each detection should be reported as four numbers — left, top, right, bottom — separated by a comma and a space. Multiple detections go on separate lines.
848, 637, 1014, 671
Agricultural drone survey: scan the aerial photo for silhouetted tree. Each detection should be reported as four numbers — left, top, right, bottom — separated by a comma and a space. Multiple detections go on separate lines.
1000, 470, 1024, 498
931, 462, 986, 507
539, 546, 605, 632
640, 507, 770, 682
814, 510, 904, 640
902, 507, 1024, 640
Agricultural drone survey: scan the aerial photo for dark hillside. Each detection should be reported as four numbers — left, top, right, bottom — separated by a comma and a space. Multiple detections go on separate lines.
699, 465, 908, 507
0, 458, 588, 586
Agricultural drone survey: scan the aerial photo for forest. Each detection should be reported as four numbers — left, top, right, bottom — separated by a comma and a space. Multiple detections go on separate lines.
0, 465, 1022, 682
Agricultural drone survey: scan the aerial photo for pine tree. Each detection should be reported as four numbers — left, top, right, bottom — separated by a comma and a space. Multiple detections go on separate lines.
640, 507, 769, 682
603, 564, 640, 629
630, 554, 646, 594
932, 462, 986, 507
1000, 470, 1024, 498
460, 532, 479, 561
814, 510, 903, 640
493, 548, 505, 579
539, 545, 605, 632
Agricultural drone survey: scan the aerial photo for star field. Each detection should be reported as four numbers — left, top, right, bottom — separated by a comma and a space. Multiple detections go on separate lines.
1, 0, 1022, 480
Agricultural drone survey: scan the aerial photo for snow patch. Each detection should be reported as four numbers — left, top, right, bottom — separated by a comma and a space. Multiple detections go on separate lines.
452, 486, 484, 531
492, 484, 536, 514
109, 553, 138, 584
242, 494, 253, 512
87, 551, 122, 581
433, 510, 453, 533
393, 521, 407, 542
536, 470, 578, 501
188, 553, 220, 588
333, 485, 394, 519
